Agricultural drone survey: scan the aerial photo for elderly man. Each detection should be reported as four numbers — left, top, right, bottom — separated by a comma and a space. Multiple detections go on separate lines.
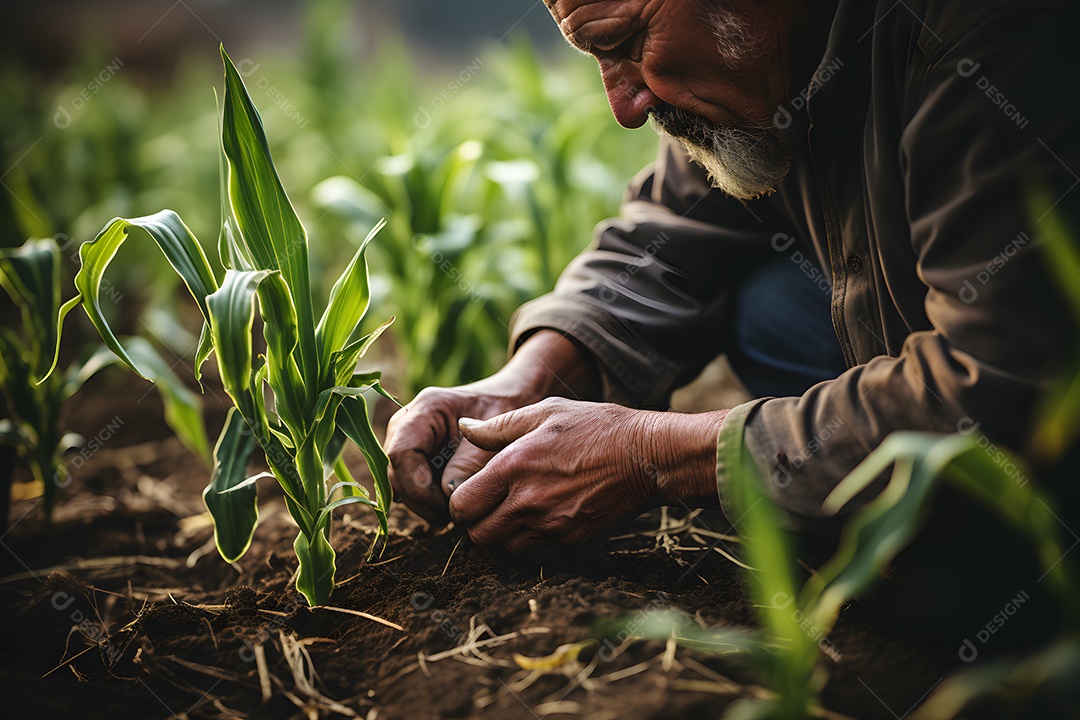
386, 0, 1078, 595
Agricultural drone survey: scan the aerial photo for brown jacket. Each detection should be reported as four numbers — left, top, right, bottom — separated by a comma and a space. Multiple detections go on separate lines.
509, 0, 1080, 527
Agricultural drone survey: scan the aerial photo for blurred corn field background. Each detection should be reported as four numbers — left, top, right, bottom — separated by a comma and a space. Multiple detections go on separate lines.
0, 0, 656, 397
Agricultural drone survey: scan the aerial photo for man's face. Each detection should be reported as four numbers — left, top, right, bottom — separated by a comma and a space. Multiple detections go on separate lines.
545, 0, 807, 200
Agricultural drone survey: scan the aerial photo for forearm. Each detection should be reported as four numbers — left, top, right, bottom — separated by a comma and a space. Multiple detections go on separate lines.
490, 329, 601, 403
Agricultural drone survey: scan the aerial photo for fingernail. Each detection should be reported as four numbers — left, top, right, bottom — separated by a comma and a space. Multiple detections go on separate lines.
446, 479, 458, 492
459, 417, 482, 430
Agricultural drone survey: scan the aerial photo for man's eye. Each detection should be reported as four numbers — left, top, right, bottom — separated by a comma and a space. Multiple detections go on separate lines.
625, 31, 646, 62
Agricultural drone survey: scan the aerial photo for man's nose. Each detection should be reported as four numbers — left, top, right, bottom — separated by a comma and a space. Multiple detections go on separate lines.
598, 58, 661, 129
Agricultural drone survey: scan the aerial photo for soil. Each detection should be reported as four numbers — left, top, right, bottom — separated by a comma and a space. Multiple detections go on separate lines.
0, 372, 960, 720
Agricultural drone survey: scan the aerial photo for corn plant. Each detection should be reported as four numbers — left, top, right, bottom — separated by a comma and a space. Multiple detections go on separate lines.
314, 142, 527, 395
48, 47, 394, 606
620, 429, 1077, 719
823, 432, 1079, 719
0, 237, 209, 523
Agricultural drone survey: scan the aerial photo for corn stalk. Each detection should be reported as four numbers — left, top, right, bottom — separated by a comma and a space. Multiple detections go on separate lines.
47, 47, 393, 605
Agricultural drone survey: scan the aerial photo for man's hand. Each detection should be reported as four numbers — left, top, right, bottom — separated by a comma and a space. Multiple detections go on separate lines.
448, 397, 727, 553
385, 381, 528, 525
385, 331, 598, 525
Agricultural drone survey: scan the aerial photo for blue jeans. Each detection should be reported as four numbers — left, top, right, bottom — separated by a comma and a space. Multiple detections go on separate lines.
727, 256, 846, 397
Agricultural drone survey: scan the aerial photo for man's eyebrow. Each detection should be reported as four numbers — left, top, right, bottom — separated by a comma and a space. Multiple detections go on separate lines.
560, 13, 642, 55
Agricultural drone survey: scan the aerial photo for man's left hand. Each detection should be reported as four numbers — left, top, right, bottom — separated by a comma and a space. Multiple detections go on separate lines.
447, 397, 727, 553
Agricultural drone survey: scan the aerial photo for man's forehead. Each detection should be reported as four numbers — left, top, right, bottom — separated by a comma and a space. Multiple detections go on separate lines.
545, 0, 654, 49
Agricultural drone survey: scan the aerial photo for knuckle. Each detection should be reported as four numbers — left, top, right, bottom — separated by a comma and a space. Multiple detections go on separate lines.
549, 512, 574, 533
536, 396, 564, 410
413, 386, 456, 408
412, 387, 438, 403
511, 487, 543, 513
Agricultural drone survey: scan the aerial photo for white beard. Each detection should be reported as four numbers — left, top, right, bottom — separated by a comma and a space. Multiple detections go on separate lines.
653, 118, 793, 201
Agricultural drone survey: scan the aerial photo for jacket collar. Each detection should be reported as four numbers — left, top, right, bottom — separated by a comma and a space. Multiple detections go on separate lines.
813, 0, 877, 119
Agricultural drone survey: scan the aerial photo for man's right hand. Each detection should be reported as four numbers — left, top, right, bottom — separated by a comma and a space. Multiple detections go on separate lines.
384, 331, 598, 526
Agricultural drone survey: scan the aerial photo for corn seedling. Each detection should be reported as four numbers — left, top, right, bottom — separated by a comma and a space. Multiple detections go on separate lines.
820, 432, 1080, 719
0, 237, 209, 522
48, 47, 394, 606
620, 429, 1077, 719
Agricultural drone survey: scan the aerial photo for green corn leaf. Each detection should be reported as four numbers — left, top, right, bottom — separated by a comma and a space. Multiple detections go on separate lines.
207, 269, 274, 404
302, 389, 348, 486
319, 424, 371, 477
327, 480, 369, 501
216, 471, 274, 494
356, 375, 399, 408
314, 495, 378, 537
337, 394, 390, 536
331, 316, 394, 387
220, 46, 318, 385
0, 326, 41, 431
254, 271, 308, 439
203, 407, 259, 563
935, 440, 1080, 621
294, 430, 327, 513
911, 636, 1080, 720
61, 337, 211, 463
808, 433, 970, 631
63, 344, 119, 400
723, 428, 820, 715
46, 211, 218, 383
1030, 184, 1080, 324
284, 494, 316, 540
294, 528, 336, 606
214, 87, 254, 274
323, 431, 369, 500
193, 322, 215, 388
333, 458, 368, 499
811, 433, 1080, 631
322, 429, 347, 479
0, 238, 60, 380
247, 363, 307, 510
316, 218, 385, 372
269, 424, 296, 450
120, 336, 211, 464
307, 385, 376, 478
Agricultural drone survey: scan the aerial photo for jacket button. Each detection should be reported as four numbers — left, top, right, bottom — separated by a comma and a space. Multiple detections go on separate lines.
846, 253, 864, 274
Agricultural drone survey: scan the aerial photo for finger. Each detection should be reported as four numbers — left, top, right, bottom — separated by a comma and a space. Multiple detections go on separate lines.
387, 450, 450, 525
458, 402, 551, 452
440, 438, 495, 497
385, 406, 450, 525
448, 461, 511, 526
460, 496, 525, 547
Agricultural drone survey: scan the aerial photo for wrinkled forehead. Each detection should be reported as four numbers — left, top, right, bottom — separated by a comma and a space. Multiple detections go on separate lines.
544, 0, 654, 50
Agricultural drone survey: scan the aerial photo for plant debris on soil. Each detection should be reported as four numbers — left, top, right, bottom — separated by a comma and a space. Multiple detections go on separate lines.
0, 373, 958, 719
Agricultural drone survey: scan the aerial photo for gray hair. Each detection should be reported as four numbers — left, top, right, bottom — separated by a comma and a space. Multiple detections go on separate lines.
696, 1, 763, 65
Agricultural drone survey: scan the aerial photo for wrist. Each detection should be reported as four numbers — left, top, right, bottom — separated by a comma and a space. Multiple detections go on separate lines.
490, 330, 599, 404
645, 409, 729, 507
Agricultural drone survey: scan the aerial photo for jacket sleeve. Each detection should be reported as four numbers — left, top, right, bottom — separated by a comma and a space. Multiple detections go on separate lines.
720, 9, 1080, 530
509, 137, 790, 407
